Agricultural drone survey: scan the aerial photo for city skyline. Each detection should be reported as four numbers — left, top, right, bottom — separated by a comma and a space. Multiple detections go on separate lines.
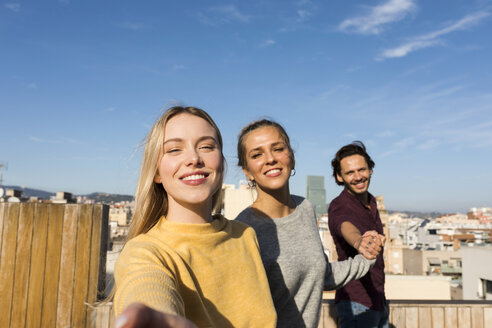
1, 0, 491, 213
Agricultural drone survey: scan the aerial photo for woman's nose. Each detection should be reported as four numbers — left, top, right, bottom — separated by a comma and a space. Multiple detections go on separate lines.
186, 149, 202, 166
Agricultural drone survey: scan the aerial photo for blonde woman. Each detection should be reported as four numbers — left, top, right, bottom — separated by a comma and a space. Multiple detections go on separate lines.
235, 119, 384, 328
113, 107, 276, 328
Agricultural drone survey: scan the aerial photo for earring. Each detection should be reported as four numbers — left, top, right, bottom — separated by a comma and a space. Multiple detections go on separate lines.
290, 169, 296, 177
248, 179, 256, 187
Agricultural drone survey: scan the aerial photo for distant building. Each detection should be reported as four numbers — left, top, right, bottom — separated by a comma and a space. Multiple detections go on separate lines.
221, 181, 256, 220
462, 245, 492, 300
306, 175, 326, 217
385, 275, 452, 300
50, 191, 75, 204
1, 188, 27, 202
109, 204, 132, 226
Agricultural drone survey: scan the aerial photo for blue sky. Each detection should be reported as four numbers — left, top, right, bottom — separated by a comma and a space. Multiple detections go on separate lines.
1, 0, 491, 213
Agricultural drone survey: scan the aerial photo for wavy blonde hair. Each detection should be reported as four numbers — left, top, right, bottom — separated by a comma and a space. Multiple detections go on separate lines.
127, 106, 225, 240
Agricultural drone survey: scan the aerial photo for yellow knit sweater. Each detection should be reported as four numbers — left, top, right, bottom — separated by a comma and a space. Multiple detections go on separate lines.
114, 215, 277, 328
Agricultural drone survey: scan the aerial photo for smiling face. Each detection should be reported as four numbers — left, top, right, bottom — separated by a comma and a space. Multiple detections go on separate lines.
154, 113, 223, 212
336, 154, 372, 196
241, 126, 294, 193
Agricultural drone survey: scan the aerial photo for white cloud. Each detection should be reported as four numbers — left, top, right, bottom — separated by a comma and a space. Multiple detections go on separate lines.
379, 11, 490, 59
106, 107, 116, 112
339, 0, 416, 35
394, 137, 415, 148
417, 139, 440, 150
27, 83, 38, 89
5, 3, 20, 12
297, 9, 312, 22
376, 130, 394, 138
379, 39, 440, 59
259, 39, 276, 47
29, 136, 61, 144
200, 5, 250, 25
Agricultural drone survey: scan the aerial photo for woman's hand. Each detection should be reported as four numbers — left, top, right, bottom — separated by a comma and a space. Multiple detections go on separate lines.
115, 303, 198, 328
354, 231, 384, 260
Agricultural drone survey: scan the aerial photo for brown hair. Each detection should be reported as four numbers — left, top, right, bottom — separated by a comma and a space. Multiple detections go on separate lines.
237, 119, 294, 170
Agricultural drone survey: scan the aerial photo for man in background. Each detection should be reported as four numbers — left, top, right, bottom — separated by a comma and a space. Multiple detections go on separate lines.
328, 141, 388, 328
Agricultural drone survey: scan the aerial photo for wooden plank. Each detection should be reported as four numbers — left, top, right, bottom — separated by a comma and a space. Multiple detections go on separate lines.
26, 203, 50, 328
86, 204, 107, 328
72, 204, 94, 327
95, 303, 112, 328
390, 306, 405, 328
0, 203, 6, 261
470, 306, 484, 328
41, 204, 65, 327
484, 308, 492, 328
0, 203, 20, 328
418, 307, 432, 328
56, 204, 79, 328
11, 203, 35, 327
445, 307, 458, 327
405, 307, 419, 328
458, 307, 471, 328
431, 307, 445, 328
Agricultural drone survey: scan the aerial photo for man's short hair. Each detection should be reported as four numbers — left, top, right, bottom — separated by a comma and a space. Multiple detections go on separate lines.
331, 141, 375, 186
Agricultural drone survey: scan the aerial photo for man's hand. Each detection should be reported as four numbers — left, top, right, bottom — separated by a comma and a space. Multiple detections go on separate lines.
114, 303, 198, 328
354, 231, 384, 260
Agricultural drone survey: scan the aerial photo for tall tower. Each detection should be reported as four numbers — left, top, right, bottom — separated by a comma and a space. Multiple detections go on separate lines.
306, 175, 326, 217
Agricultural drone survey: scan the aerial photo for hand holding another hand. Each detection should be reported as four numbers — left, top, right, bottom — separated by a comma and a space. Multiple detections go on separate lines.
354, 231, 385, 260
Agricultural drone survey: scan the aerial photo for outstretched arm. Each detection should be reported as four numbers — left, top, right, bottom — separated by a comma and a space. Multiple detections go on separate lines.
115, 303, 198, 328
324, 254, 375, 290
340, 221, 383, 260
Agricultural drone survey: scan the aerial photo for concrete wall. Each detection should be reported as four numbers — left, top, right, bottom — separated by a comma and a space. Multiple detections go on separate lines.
385, 275, 452, 300
462, 246, 492, 300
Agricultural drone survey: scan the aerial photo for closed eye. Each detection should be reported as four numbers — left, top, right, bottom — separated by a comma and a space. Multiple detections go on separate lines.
251, 153, 262, 159
166, 148, 181, 154
200, 144, 217, 151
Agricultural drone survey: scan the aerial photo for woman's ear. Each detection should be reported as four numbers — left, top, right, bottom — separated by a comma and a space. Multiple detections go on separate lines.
154, 173, 162, 183
242, 168, 254, 182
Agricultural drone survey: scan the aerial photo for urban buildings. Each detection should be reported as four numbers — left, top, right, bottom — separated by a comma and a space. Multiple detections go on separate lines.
306, 175, 326, 217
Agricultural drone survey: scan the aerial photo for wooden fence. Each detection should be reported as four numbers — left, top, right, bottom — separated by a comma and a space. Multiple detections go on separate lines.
0, 202, 108, 328
318, 300, 492, 328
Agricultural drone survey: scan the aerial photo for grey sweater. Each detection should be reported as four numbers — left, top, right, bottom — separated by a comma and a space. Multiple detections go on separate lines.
236, 196, 374, 328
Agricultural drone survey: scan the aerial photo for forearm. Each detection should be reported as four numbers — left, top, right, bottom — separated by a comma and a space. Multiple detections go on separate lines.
340, 221, 363, 249
324, 254, 375, 290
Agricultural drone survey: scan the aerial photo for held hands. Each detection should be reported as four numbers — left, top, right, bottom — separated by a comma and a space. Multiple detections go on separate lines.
114, 303, 198, 328
353, 231, 385, 260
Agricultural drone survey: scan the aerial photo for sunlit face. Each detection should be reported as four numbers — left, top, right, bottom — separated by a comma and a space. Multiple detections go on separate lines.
336, 154, 372, 196
154, 113, 223, 210
242, 126, 293, 192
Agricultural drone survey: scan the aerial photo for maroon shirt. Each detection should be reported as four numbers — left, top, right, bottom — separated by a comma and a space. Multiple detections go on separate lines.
328, 188, 386, 310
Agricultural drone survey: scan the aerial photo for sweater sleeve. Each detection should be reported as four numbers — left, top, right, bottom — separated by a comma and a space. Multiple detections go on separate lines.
323, 254, 376, 291
113, 239, 185, 317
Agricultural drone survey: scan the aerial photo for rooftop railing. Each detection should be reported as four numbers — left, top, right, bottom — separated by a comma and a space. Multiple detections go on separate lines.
3, 202, 492, 327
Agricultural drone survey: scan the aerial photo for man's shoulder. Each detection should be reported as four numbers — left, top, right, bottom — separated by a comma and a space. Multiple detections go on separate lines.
328, 189, 347, 212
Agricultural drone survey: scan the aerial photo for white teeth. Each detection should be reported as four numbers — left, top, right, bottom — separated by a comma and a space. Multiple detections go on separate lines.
266, 169, 281, 175
182, 174, 206, 181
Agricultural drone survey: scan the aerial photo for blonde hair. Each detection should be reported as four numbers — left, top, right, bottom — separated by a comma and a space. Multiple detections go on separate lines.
127, 106, 225, 240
